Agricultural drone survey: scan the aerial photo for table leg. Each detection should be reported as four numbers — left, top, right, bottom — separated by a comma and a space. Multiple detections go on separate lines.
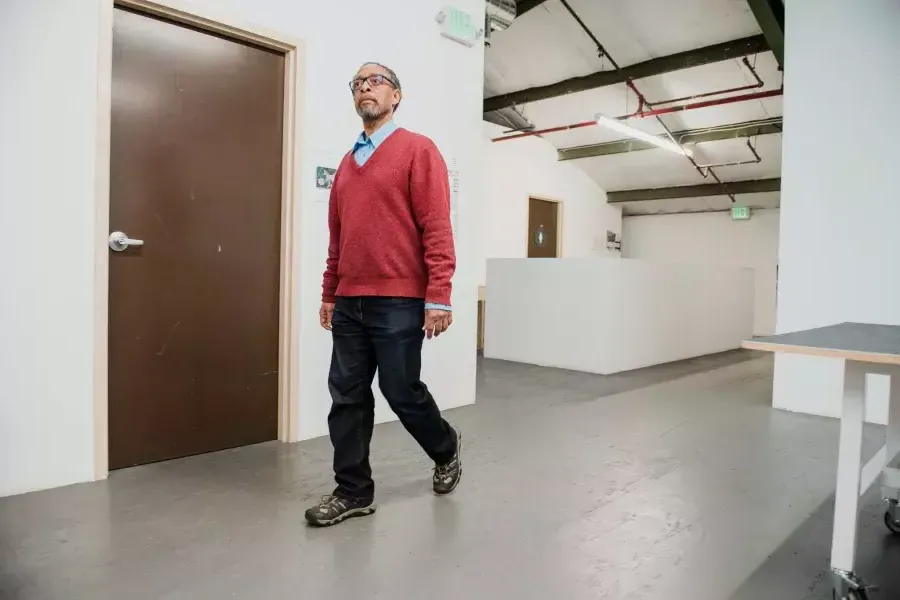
831, 361, 869, 598
883, 371, 900, 534
885, 372, 900, 492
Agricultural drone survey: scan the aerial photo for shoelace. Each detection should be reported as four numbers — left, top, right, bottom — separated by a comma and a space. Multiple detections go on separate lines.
434, 460, 456, 481
318, 495, 347, 513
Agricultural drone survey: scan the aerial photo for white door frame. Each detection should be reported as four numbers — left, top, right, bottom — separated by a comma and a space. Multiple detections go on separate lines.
93, 0, 306, 479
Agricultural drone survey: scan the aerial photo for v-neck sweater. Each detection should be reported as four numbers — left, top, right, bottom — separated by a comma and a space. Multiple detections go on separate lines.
322, 128, 455, 306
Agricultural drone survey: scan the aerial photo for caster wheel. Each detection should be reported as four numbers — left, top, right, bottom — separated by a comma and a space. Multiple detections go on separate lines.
885, 510, 900, 535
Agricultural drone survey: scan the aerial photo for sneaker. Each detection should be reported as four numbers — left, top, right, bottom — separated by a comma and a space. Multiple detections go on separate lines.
304, 495, 376, 527
433, 427, 462, 495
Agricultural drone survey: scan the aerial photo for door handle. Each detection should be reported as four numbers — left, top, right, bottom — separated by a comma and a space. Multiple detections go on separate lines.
108, 231, 144, 252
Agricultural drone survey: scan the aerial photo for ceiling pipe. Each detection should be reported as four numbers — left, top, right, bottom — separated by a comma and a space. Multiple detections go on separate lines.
486, 0, 517, 29
484, 0, 517, 46
694, 138, 762, 176
490, 87, 783, 142
483, 35, 767, 113
554, 0, 754, 200
622, 87, 782, 119
647, 57, 763, 107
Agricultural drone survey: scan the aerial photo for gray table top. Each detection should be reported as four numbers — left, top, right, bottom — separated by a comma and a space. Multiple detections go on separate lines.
743, 322, 900, 364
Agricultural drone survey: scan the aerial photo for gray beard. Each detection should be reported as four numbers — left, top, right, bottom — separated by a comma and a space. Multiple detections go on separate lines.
356, 103, 387, 122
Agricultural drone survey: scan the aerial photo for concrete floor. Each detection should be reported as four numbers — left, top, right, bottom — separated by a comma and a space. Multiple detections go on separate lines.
1, 352, 896, 600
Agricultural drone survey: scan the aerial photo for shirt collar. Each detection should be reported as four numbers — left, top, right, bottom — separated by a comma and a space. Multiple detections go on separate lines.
353, 119, 398, 152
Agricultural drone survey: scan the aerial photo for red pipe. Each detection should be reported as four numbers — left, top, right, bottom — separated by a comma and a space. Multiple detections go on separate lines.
494, 121, 598, 141
647, 82, 764, 107
648, 56, 764, 107
491, 87, 783, 142
628, 87, 782, 118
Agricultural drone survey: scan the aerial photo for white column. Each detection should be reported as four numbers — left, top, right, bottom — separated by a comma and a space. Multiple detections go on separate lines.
773, 0, 900, 423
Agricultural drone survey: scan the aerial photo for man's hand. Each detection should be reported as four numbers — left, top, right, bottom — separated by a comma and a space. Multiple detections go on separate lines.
320, 302, 335, 330
423, 309, 452, 340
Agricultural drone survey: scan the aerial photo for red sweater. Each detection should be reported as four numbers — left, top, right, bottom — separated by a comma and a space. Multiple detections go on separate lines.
322, 128, 456, 306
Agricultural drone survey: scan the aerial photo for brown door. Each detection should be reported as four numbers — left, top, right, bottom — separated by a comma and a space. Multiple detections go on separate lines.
477, 300, 485, 351
527, 198, 560, 258
108, 8, 285, 469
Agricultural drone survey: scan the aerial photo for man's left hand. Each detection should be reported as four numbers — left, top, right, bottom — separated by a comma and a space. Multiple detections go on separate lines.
424, 309, 453, 340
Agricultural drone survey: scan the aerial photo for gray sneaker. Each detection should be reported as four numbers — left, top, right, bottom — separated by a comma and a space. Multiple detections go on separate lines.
433, 427, 462, 495
304, 495, 376, 527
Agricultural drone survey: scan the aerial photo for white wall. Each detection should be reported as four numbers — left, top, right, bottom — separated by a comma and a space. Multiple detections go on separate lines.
622, 209, 780, 336
485, 259, 754, 374
479, 122, 622, 285
773, 0, 900, 424
1, 1, 102, 498
0, 0, 485, 496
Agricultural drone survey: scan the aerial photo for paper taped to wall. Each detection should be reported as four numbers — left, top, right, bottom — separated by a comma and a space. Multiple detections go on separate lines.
448, 158, 460, 236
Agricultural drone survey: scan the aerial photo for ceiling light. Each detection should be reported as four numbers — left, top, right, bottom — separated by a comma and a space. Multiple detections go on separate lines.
595, 114, 693, 157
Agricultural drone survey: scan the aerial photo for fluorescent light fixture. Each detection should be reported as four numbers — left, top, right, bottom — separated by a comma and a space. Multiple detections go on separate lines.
595, 114, 693, 157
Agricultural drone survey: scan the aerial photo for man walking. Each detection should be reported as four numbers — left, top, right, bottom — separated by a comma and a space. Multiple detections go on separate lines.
305, 63, 462, 527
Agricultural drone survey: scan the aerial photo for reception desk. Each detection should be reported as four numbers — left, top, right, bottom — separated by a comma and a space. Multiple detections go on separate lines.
484, 259, 755, 374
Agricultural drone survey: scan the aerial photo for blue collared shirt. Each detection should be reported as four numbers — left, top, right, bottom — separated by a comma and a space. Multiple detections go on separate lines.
352, 119, 397, 167
352, 121, 451, 312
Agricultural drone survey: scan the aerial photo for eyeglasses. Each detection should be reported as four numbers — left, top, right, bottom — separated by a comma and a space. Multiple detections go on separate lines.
349, 74, 398, 93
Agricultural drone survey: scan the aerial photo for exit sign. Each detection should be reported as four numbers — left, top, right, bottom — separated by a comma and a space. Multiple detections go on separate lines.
437, 6, 478, 47
731, 205, 751, 221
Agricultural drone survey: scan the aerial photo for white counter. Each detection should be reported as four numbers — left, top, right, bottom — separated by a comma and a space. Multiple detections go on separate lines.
484, 259, 755, 374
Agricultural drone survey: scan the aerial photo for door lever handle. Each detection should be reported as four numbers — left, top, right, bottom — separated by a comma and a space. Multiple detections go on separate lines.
108, 231, 144, 252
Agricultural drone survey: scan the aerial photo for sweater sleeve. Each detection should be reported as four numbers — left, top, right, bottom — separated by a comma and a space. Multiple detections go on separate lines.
410, 140, 456, 306
321, 169, 341, 303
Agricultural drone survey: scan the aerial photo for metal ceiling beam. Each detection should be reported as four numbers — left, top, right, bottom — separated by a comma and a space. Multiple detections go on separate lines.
746, 0, 784, 68
557, 118, 783, 161
483, 35, 769, 113
517, 0, 551, 16
607, 178, 781, 203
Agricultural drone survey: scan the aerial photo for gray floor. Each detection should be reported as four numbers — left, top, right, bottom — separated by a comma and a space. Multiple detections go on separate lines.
1, 352, 895, 600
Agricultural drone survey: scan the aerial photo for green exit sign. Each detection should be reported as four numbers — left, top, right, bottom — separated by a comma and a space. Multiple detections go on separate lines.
731, 205, 751, 221
438, 7, 478, 47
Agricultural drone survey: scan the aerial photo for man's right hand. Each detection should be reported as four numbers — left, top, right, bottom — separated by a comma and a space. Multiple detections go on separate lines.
320, 302, 335, 330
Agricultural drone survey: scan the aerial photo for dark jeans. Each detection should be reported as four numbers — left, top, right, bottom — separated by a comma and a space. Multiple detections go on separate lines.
328, 296, 456, 503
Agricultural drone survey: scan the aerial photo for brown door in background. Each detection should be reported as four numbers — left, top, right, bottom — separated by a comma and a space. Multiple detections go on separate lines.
108, 8, 285, 469
527, 198, 560, 258
477, 300, 485, 351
